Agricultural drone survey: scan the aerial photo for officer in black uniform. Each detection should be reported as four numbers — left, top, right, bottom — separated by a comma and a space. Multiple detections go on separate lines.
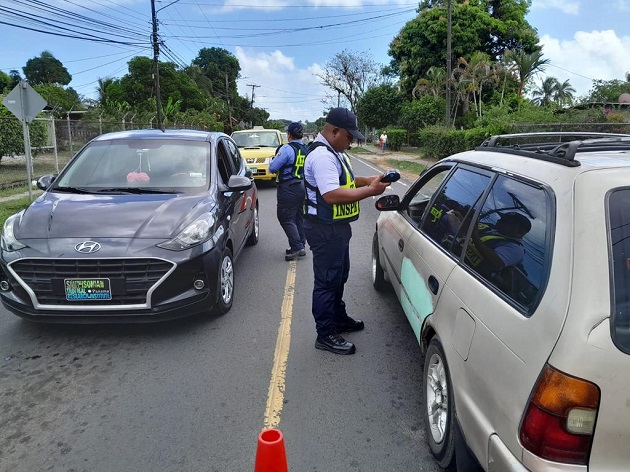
303, 108, 390, 355
269, 122, 308, 261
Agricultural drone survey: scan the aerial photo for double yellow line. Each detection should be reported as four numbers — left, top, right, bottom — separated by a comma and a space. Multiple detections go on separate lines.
262, 260, 297, 430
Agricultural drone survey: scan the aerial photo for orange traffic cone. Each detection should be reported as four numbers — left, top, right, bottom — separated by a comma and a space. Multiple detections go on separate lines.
254, 428, 288, 472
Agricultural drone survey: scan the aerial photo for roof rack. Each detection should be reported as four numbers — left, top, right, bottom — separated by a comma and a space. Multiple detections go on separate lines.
478, 132, 630, 167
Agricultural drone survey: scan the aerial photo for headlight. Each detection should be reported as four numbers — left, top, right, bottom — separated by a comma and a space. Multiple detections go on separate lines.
264, 157, 272, 165
157, 213, 216, 251
1, 211, 27, 251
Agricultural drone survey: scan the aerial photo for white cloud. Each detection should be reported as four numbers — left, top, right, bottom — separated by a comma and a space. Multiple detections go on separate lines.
538, 30, 630, 99
532, 0, 580, 15
235, 47, 330, 122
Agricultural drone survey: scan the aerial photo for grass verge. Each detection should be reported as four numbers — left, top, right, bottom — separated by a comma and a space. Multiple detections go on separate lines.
0, 197, 31, 228
384, 158, 425, 176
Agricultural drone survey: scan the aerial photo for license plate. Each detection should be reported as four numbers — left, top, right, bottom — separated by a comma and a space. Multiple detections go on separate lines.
249, 167, 258, 174
64, 278, 112, 301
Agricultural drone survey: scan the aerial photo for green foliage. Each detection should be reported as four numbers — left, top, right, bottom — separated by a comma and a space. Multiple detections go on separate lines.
585, 78, 630, 103
33, 84, 82, 114
384, 129, 407, 151
417, 126, 489, 160
390, 1, 539, 96
399, 96, 446, 131
356, 84, 403, 129
191, 48, 240, 100
23, 51, 72, 85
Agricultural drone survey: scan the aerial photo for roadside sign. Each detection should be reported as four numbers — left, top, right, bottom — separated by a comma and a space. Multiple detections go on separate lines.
2, 81, 47, 123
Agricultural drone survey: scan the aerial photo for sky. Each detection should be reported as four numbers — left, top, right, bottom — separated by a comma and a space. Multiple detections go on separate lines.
1, 0, 629, 123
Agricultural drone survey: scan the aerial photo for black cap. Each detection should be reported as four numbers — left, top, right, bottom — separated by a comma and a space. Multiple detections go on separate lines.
325, 107, 364, 140
287, 122, 303, 138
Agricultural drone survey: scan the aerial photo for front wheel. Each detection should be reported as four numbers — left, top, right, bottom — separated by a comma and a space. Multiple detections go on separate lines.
423, 337, 456, 470
372, 232, 389, 291
212, 247, 234, 315
246, 204, 259, 246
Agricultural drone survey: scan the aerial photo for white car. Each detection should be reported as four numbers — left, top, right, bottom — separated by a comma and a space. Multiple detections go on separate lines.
372, 132, 630, 471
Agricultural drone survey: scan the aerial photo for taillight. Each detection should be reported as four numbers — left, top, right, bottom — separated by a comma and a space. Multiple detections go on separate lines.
519, 364, 600, 465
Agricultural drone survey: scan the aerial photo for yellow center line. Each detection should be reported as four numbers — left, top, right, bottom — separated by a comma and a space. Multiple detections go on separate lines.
263, 259, 296, 430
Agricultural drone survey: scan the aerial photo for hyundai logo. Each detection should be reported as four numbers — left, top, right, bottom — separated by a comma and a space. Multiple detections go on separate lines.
75, 241, 101, 254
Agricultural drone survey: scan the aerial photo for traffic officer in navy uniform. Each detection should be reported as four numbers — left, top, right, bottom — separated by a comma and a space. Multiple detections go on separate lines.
269, 122, 308, 261
304, 108, 390, 355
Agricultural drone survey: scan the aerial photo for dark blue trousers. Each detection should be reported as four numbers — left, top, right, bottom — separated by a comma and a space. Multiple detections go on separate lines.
304, 219, 352, 336
277, 181, 306, 252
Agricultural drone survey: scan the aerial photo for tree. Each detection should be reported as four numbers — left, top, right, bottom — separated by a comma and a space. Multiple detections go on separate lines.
317, 50, 382, 113
356, 84, 403, 129
0, 71, 11, 94
400, 95, 446, 131
503, 48, 549, 97
34, 84, 81, 114
412, 66, 447, 98
553, 79, 576, 107
389, 0, 538, 96
585, 76, 630, 103
531, 77, 558, 107
191, 48, 240, 101
23, 51, 71, 85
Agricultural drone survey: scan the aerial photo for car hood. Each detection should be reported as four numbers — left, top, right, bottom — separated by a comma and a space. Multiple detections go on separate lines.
239, 147, 277, 158
15, 192, 215, 240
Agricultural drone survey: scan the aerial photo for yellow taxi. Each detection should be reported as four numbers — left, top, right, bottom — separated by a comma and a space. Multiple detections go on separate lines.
231, 127, 283, 181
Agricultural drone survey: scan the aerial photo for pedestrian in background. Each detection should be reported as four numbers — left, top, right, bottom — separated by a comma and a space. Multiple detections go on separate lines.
269, 122, 307, 261
379, 131, 388, 153
304, 108, 390, 355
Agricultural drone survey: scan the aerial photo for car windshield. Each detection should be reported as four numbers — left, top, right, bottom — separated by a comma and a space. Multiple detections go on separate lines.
54, 139, 210, 194
232, 131, 280, 148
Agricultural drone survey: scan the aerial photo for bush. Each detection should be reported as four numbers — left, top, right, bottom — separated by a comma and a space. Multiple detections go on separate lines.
384, 129, 406, 151
416, 127, 490, 160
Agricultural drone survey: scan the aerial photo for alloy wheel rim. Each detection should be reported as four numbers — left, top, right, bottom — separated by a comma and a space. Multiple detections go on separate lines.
220, 255, 234, 304
254, 208, 259, 239
371, 253, 377, 282
426, 352, 449, 444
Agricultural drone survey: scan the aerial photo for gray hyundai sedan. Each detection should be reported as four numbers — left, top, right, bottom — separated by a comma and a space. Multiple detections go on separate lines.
0, 129, 259, 323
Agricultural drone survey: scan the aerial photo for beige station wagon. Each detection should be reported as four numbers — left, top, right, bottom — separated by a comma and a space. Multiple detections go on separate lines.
372, 133, 630, 471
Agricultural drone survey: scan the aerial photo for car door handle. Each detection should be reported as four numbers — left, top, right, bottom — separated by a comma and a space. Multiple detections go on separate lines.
398, 239, 404, 252
428, 275, 439, 295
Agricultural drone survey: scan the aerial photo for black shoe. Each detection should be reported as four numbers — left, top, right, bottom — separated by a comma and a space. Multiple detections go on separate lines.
315, 333, 356, 355
335, 316, 364, 333
285, 251, 298, 261
286, 248, 307, 257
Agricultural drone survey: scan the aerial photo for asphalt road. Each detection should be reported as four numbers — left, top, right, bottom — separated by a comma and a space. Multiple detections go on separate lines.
0, 155, 442, 472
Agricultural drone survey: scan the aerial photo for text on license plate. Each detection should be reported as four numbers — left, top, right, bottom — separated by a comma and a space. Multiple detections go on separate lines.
64, 278, 112, 301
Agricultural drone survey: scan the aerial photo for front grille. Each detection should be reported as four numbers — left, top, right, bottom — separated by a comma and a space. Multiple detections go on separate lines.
9, 258, 173, 306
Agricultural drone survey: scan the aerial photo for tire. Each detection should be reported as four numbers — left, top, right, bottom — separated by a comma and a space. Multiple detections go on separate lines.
423, 337, 456, 471
212, 247, 234, 315
246, 204, 259, 246
372, 232, 389, 291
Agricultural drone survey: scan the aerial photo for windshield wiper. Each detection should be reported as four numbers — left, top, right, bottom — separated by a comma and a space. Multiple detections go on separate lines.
54, 186, 94, 194
93, 187, 178, 194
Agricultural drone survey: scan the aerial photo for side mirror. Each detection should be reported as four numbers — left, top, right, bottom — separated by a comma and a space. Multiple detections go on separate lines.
375, 194, 400, 211
37, 174, 56, 191
226, 175, 253, 192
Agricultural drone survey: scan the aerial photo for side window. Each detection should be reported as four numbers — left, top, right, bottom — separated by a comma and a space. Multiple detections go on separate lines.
404, 168, 452, 224
217, 140, 233, 183
462, 175, 549, 311
226, 139, 243, 175
420, 167, 492, 257
608, 189, 630, 353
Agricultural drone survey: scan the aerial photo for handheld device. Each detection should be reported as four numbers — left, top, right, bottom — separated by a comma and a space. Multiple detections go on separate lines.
380, 169, 401, 183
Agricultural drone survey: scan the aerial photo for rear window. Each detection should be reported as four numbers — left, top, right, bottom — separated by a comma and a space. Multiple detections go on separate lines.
231, 131, 280, 148
608, 189, 630, 352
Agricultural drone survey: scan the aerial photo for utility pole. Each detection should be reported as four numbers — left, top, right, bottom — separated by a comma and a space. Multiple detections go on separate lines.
445, 0, 452, 128
151, 0, 163, 129
247, 83, 260, 127
225, 72, 232, 130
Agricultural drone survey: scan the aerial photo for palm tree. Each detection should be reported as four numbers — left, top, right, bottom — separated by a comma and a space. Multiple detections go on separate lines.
532, 77, 559, 106
554, 79, 576, 107
412, 66, 446, 98
504, 49, 550, 97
